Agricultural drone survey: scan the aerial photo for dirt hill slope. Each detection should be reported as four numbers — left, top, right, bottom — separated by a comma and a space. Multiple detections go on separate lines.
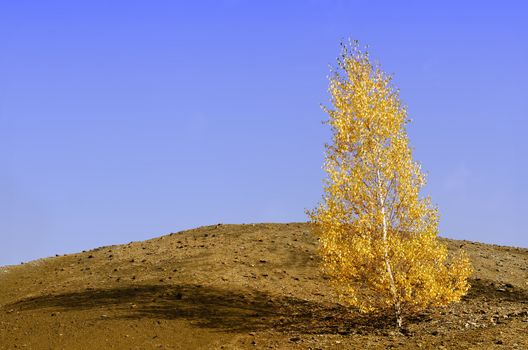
1, 223, 527, 349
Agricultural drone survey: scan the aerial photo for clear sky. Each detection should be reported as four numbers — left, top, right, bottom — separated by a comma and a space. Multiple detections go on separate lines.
1, 1, 526, 266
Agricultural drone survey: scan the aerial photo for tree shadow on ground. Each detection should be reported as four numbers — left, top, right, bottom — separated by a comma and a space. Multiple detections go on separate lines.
11, 283, 391, 334
464, 278, 528, 303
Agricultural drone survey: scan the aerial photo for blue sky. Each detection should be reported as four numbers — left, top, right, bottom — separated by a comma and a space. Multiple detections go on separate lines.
1, 1, 526, 265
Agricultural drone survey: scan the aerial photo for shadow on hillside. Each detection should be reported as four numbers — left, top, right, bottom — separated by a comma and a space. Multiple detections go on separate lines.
464, 278, 528, 303
12, 283, 391, 334
11, 278, 527, 334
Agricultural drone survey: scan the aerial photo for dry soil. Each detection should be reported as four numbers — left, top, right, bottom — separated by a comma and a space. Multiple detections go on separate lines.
0, 223, 527, 349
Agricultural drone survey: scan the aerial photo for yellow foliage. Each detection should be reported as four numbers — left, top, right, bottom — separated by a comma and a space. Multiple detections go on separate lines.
308, 41, 472, 327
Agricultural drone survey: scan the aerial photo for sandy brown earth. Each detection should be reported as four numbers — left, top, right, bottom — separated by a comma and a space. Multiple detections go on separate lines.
0, 223, 527, 349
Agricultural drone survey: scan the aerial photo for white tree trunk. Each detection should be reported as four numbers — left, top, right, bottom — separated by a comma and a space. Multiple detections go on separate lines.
377, 170, 402, 328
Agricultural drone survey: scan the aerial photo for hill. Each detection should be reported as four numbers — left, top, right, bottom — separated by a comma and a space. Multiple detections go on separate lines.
1, 223, 527, 349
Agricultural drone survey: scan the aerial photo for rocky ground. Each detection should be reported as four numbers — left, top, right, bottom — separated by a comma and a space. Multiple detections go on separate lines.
0, 223, 527, 349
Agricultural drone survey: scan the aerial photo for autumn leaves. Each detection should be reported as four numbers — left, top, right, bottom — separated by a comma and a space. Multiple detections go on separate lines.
309, 42, 472, 328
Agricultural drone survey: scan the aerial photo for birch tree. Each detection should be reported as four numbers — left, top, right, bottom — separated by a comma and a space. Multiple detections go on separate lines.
309, 41, 472, 328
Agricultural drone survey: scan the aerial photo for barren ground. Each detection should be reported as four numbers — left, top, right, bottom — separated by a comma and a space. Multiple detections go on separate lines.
0, 223, 527, 349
